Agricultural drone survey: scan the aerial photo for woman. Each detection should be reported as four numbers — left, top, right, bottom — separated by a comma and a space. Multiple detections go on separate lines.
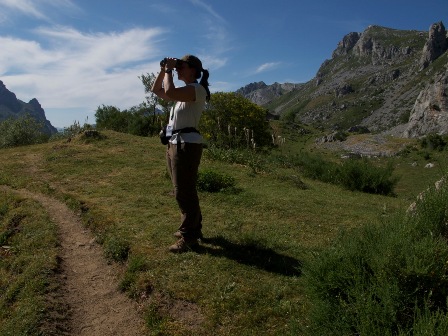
151, 54, 210, 253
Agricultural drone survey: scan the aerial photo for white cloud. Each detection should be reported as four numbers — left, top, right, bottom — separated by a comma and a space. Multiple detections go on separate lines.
0, 0, 79, 21
0, 0, 46, 19
255, 62, 282, 74
1, 25, 166, 115
190, 0, 225, 23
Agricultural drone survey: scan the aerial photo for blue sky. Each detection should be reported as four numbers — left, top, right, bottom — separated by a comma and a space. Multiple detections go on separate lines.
1, 0, 447, 128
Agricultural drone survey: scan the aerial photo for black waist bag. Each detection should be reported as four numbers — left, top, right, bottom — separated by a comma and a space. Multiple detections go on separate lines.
159, 126, 200, 145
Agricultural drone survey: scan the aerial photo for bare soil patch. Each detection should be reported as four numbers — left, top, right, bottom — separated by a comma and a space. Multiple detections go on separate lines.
1, 186, 146, 336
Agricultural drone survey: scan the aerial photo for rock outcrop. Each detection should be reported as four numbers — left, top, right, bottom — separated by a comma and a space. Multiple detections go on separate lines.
332, 32, 361, 57
236, 81, 303, 106
237, 21, 448, 139
420, 22, 448, 69
403, 70, 448, 137
0, 80, 57, 135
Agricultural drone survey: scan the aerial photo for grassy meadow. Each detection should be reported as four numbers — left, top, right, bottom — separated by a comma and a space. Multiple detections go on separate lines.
0, 129, 446, 335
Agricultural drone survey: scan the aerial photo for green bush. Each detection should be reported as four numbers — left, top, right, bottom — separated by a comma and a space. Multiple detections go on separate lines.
282, 152, 398, 195
338, 159, 398, 196
95, 103, 163, 137
197, 169, 236, 192
293, 152, 339, 183
420, 133, 447, 151
200, 92, 272, 149
304, 179, 448, 335
0, 114, 49, 148
49, 121, 94, 141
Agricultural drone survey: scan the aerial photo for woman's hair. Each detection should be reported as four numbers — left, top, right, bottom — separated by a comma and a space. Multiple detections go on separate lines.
199, 69, 211, 101
180, 54, 211, 101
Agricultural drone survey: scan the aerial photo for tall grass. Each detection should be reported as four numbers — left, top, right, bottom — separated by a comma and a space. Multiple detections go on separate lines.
304, 178, 448, 335
272, 151, 399, 196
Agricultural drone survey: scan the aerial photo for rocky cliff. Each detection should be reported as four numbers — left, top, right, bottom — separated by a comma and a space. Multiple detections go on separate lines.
237, 21, 448, 138
0, 80, 57, 135
236, 81, 303, 106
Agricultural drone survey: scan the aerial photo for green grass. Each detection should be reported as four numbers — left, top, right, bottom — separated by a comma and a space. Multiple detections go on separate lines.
0, 189, 62, 336
0, 130, 446, 335
304, 181, 448, 335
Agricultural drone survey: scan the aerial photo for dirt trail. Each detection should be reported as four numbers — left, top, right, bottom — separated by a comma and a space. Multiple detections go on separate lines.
2, 186, 146, 335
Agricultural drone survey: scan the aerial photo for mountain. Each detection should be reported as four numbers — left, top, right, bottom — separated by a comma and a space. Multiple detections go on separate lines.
0, 80, 57, 135
237, 21, 448, 138
235, 81, 304, 106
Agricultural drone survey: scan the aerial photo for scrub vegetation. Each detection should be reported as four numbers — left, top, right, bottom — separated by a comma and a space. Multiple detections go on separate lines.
0, 120, 447, 335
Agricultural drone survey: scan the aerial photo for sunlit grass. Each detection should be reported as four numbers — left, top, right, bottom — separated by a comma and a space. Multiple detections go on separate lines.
0, 130, 445, 335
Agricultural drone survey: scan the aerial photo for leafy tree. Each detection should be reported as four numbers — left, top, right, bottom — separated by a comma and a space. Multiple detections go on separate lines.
95, 105, 130, 133
127, 103, 160, 136
201, 92, 272, 149
139, 72, 173, 126
95, 103, 165, 137
0, 114, 48, 148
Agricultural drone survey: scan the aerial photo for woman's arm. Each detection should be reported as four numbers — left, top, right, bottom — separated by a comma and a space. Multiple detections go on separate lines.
152, 58, 196, 102
163, 73, 196, 102
150, 69, 173, 101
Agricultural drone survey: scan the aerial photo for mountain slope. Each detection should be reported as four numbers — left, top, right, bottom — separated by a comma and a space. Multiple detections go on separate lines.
238, 22, 448, 138
0, 80, 57, 135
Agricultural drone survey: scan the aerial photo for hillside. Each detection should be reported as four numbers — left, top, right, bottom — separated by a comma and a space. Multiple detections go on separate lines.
1, 129, 447, 334
0, 80, 57, 135
238, 22, 448, 138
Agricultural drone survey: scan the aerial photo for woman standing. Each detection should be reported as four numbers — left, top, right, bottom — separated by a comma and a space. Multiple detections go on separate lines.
151, 54, 210, 253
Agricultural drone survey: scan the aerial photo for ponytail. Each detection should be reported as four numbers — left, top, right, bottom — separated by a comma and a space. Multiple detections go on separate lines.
199, 69, 211, 101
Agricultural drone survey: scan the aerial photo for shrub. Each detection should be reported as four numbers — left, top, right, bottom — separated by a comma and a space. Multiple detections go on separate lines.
420, 133, 447, 151
293, 152, 339, 183
338, 159, 398, 196
200, 92, 272, 149
304, 179, 448, 335
95, 103, 163, 137
197, 169, 236, 192
50, 121, 94, 141
282, 152, 398, 195
0, 114, 48, 148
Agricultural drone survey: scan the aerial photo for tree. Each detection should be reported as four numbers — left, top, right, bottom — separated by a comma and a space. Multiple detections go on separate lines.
95, 105, 129, 132
139, 72, 173, 126
0, 114, 48, 148
200, 92, 272, 149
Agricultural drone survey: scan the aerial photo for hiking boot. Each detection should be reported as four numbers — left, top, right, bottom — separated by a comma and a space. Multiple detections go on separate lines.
168, 237, 198, 253
173, 230, 203, 239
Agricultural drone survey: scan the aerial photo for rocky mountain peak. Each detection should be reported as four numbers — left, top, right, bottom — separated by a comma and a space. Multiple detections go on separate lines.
236, 21, 448, 139
0, 81, 57, 134
332, 32, 361, 57
0, 80, 21, 112
404, 69, 448, 137
420, 21, 448, 69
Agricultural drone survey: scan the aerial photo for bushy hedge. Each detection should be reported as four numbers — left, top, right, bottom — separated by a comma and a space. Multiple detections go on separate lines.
200, 92, 272, 149
95, 104, 164, 137
281, 152, 398, 196
304, 178, 448, 335
0, 114, 49, 148
419, 133, 447, 151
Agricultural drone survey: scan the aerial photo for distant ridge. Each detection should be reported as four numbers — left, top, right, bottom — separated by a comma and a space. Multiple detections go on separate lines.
237, 21, 448, 138
0, 80, 57, 135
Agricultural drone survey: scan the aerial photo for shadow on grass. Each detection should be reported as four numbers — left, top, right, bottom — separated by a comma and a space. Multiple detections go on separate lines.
195, 235, 302, 277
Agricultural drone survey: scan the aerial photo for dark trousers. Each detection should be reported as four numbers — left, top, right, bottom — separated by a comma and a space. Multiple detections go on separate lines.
166, 142, 203, 239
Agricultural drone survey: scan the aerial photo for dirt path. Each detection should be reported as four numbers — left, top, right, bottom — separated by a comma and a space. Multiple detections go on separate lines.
2, 186, 146, 335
